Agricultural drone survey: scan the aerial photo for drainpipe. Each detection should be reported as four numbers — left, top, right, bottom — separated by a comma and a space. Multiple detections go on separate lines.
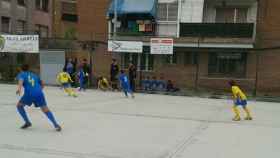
254, 0, 261, 97
195, 36, 201, 91
112, 0, 118, 59
177, 0, 182, 38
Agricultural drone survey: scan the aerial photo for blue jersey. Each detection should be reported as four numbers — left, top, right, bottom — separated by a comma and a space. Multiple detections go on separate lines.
119, 74, 129, 85
78, 69, 85, 80
17, 71, 43, 95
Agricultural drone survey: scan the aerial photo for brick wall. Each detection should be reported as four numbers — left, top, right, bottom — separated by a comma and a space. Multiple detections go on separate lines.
255, 0, 280, 96
77, 0, 110, 41
76, 0, 112, 79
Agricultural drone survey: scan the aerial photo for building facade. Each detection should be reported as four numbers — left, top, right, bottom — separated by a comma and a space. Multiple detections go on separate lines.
52, 0, 77, 39
106, 0, 280, 96
0, 0, 53, 79
0, 0, 52, 36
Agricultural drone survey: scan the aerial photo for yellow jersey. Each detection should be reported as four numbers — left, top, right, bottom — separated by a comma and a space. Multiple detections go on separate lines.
98, 78, 109, 87
231, 86, 247, 100
57, 72, 72, 84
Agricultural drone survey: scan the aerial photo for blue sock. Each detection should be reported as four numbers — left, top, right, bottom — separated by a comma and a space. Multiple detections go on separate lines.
17, 106, 31, 124
45, 111, 59, 128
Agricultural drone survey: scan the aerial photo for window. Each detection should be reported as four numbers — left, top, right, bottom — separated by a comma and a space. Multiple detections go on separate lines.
17, 0, 25, 6
42, 0, 49, 11
122, 53, 154, 71
184, 52, 198, 65
16, 20, 26, 34
1, 17, 10, 33
36, 0, 49, 12
208, 52, 247, 77
35, 24, 49, 37
164, 53, 177, 64
140, 53, 154, 71
62, 14, 78, 22
35, 0, 41, 9
216, 8, 248, 23
157, 2, 178, 22
61, 1, 78, 22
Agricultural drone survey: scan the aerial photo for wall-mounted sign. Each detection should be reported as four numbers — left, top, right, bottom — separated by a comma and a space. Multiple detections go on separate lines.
150, 38, 173, 54
108, 40, 143, 53
0, 35, 39, 53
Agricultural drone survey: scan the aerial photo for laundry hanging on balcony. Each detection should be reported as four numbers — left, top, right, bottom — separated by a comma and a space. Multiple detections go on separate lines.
107, 0, 157, 19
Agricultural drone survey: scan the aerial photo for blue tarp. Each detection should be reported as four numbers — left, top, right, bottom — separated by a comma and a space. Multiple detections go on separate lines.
107, 0, 157, 18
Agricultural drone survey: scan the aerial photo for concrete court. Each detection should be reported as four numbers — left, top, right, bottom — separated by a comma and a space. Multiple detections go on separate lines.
0, 84, 279, 158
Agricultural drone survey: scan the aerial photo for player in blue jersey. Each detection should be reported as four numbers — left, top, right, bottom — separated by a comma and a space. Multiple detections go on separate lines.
77, 67, 86, 91
119, 70, 135, 98
16, 64, 62, 131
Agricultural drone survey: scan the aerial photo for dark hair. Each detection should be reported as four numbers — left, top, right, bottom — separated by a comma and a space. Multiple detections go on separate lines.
63, 67, 67, 72
228, 80, 236, 86
21, 64, 29, 71
120, 70, 125, 73
112, 58, 116, 62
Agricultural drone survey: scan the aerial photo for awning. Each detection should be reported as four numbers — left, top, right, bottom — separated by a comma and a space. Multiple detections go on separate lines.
107, 0, 157, 19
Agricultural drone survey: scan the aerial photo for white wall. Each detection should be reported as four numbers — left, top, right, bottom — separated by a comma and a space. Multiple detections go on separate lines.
247, 2, 258, 23
40, 50, 65, 85
157, 0, 179, 37
180, 0, 205, 23
157, 22, 177, 37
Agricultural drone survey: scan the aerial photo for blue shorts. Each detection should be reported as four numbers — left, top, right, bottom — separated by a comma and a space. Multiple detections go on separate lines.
19, 92, 47, 108
234, 99, 247, 107
62, 83, 71, 88
122, 84, 131, 92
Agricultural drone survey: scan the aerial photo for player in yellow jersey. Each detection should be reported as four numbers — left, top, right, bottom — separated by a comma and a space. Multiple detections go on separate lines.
57, 68, 77, 97
98, 76, 110, 91
229, 80, 252, 121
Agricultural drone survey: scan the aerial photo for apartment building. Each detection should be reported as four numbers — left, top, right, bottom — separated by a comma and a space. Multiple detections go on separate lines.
0, 0, 53, 78
0, 0, 52, 36
106, 0, 280, 96
52, 0, 78, 39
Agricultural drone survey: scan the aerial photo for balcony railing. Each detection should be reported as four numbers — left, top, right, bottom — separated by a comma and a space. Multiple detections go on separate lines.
40, 38, 78, 50
180, 23, 254, 38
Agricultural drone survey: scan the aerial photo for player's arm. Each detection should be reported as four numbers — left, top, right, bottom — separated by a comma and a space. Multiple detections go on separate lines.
97, 80, 101, 89
56, 74, 61, 84
16, 80, 24, 95
68, 74, 74, 82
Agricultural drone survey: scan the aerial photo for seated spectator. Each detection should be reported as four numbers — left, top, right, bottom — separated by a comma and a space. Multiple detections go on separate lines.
141, 76, 151, 91
98, 76, 110, 91
166, 80, 180, 92
150, 76, 158, 91
157, 76, 167, 91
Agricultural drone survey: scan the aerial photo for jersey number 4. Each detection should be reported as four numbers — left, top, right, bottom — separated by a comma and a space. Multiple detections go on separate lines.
28, 75, 35, 87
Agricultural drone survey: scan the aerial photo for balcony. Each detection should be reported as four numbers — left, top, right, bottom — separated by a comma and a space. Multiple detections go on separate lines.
61, 1, 78, 22
39, 38, 78, 50
180, 23, 254, 38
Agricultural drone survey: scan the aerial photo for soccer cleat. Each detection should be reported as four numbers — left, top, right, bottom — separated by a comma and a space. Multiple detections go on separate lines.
232, 116, 241, 121
20, 122, 32, 129
244, 116, 253, 120
55, 125, 62, 132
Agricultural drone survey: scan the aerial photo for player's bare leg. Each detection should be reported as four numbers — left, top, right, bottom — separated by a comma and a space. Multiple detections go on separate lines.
232, 106, 241, 121
243, 107, 253, 120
